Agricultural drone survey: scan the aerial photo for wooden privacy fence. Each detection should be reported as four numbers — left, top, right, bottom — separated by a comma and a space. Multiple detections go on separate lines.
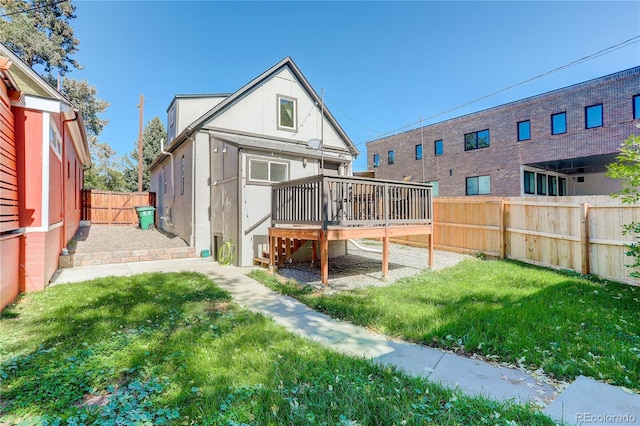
392, 196, 640, 286
81, 190, 156, 225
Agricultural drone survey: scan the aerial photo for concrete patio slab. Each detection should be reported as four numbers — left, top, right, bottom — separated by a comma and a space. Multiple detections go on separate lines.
428, 353, 556, 405
545, 376, 640, 425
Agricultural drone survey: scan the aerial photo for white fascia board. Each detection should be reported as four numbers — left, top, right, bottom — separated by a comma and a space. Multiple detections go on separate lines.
14, 94, 65, 113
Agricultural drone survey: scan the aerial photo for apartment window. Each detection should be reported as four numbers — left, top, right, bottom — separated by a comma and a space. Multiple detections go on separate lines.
551, 112, 566, 135
373, 154, 380, 168
181, 155, 185, 195
524, 171, 535, 194
548, 175, 558, 196
559, 178, 567, 196
466, 175, 490, 195
517, 120, 530, 141
536, 173, 547, 195
415, 144, 423, 160
388, 150, 395, 165
426, 180, 439, 196
464, 129, 490, 151
585, 104, 603, 129
249, 159, 289, 183
434, 140, 443, 156
277, 95, 297, 131
633, 95, 640, 119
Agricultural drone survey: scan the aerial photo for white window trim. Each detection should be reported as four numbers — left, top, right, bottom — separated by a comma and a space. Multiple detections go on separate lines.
248, 158, 290, 184
277, 94, 297, 132
49, 119, 62, 160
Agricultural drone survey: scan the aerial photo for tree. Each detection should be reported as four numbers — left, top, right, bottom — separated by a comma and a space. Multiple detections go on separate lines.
0, 0, 116, 189
122, 117, 166, 192
605, 133, 640, 278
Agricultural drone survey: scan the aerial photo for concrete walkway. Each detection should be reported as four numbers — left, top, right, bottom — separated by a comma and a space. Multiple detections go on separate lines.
51, 258, 640, 426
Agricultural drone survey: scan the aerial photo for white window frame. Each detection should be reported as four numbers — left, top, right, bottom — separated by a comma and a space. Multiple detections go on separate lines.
248, 158, 289, 184
49, 121, 62, 159
277, 95, 297, 132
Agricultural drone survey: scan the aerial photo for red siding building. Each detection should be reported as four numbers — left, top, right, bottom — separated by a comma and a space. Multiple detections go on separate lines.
0, 43, 90, 310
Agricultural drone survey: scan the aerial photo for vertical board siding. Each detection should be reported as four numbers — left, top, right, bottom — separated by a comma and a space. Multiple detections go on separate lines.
0, 233, 20, 310
81, 190, 156, 225
0, 82, 18, 233
392, 197, 639, 286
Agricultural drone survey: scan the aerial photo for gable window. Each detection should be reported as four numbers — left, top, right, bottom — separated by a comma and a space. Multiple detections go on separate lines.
551, 112, 566, 135
249, 159, 289, 183
373, 154, 380, 168
585, 104, 603, 129
634, 95, 640, 119
277, 95, 297, 131
517, 120, 530, 141
415, 144, 423, 160
388, 150, 395, 165
434, 140, 443, 156
524, 171, 535, 194
464, 129, 490, 151
466, 175, 490, 195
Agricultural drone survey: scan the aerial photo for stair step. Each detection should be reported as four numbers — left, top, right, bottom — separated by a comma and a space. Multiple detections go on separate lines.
253, 256, 270, 267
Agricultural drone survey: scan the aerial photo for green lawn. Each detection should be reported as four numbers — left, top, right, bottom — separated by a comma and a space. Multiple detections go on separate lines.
250, 258, 640, 392
0, 272, 554, 425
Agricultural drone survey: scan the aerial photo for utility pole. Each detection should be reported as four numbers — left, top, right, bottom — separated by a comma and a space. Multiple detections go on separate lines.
137, 94, 144, 192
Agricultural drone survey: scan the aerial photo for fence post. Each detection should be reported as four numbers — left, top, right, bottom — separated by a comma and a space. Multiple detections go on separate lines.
581, 203, 590, 275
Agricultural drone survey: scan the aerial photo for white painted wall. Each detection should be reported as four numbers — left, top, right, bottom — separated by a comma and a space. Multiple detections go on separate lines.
569, 172, 622, 196
193, 132, 211, 254
167, 96, 227, 143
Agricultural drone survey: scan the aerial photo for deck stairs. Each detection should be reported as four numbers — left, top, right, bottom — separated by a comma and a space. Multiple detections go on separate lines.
253, 238, 307, 268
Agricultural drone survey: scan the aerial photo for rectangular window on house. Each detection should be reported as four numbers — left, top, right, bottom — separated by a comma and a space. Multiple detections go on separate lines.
548, 175, 558, 196
559, 177, 567, 196
634, 95, 640, 119
585, 104, 603, 129
466, 175, 490, 195
524, 170, 535, 194
181, 155, 185, 195
536, 173, 547, 195
388, 150, 395, 165
249, 159, 289, 183
415, 144, 423, 160
434, 139, 443, 156
373, 154, 380, 168
277, 95, 297, 131
517, 120, 530, 141
464, 129, 490, 151
551, 112, 566, 135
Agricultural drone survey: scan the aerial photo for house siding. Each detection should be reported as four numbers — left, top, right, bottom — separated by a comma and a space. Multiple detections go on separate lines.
367, 67, 639, 197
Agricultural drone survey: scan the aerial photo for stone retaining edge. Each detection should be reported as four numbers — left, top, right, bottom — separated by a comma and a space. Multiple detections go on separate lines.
59, 247, 197, 268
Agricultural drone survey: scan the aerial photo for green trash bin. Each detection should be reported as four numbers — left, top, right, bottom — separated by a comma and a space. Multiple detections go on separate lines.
135, 206, 156, 230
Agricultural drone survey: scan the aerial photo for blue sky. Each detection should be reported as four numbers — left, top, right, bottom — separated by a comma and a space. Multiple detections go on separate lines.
70, 1, 640, 172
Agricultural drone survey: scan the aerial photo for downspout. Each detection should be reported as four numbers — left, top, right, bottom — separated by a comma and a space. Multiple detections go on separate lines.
237, 148, 243, 266
348, 239, 382, 254
190, 135, 196, 247
159, 138, 175, 227
61, 110, 79, 251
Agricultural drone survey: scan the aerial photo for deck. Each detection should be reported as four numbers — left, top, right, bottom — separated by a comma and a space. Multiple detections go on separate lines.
267, 174, 434, 285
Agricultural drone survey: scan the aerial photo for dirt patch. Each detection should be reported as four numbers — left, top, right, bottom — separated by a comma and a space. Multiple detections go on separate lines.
69, 224, 189, 254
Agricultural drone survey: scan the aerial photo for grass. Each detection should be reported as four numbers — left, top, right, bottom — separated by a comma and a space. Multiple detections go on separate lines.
0, 272, 554, 425
250, 258, 640, 392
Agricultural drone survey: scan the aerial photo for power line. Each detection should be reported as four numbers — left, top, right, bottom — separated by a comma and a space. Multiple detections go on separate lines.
356, 34, 640, 147
0, 0, 69, 18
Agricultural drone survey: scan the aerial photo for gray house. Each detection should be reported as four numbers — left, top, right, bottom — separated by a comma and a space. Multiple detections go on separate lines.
149, 57, 359, 266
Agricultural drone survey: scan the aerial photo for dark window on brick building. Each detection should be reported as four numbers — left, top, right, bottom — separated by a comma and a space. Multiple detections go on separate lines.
388, 150, 395, 165
551, 112, 566, 135
633, 95, 640, 119
536, 173, 547, 195
373, 154, 380, 168
464, 130, 490, 151
559, 178, 567, 196
466, 175, 490, 195
434, 140, 443, 156
548, 175, 558, 195
517, 120, 530, 141
524, 171, 535, 194
415, 144, 423, 160
585, 104, 603, 129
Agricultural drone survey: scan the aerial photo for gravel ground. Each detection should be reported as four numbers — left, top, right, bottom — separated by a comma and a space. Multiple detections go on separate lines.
70, 224, 189, 254
277, 239, 472, 292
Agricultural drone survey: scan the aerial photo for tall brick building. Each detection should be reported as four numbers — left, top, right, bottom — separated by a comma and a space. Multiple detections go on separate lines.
366, 67, 640, 197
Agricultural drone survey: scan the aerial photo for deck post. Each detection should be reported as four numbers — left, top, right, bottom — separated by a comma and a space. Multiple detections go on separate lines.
268, 229, 277, 273
311, 239, 317, 267
382, 233, 389, 279
320, 230, 329, 286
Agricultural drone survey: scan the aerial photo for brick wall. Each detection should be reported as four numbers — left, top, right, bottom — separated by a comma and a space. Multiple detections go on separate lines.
366, 67, 640, 197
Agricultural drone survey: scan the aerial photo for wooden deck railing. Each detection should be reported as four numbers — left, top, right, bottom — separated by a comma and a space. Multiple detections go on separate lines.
271, 175, 433, 229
